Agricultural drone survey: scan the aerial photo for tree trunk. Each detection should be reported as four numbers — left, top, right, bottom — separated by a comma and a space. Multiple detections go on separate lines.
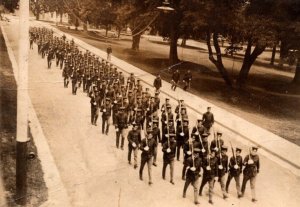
206, 31, 232, 87
270, 44, 276, 65
169, 23, 179, 65
83, 22, 87, 31
132, 34, 141, 51
60, 13, 63, 23
181, 38, 186, 47
293, 59, 300, 84
105, 25, 109, 37
237, 40, 266, 88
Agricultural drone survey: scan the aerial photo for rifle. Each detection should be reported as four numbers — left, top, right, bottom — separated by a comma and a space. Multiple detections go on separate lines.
230, 141, 239, 169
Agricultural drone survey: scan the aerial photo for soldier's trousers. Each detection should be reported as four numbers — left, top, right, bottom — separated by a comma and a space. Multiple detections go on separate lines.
176, 142, 184, 160
128, 144, 138, 166
116, 128, 126, 148
82, 79, 87, 92
199, 176, 215, 201
60, 60, 64, 69
162, 160, 174, 181
64, 77, 69, 88
91, 107, 98, 124
102, 116, 111, 134
182, 163, 188, 179
47, 59, 52, 68
153, 146, 158, 164
226, 173, 241, 195
56, 58, 59, 67
183, 177, 199, 203
139, 157, 153, 182
241, 175, 256, 199
72, 82, 77, 94
215, 175, 227, 196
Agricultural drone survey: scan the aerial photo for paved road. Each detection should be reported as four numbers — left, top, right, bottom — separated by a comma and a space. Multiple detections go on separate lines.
2, 17, 300, 207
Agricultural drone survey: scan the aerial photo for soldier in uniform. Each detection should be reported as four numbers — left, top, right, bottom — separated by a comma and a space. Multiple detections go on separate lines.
226, 147, 243, 197
241, 146, 260, 202
199, 150, 218, 205
216, 146, 229, 199
176, 118, 189, 161
153, 74, 162, 92
162, 133, 177, 185
127, 124, 141, 169
152, 120, 161, 167
101, 98, 112, 135
210, 132, 224, 154
202, 107, 214, 133
171, 69, 180, 91
154, 92, 160, 112
183, 148, 203, 205
115, 107, 128, 150
139, 129, 157, 185
183, 70, 192, 91
90, 90, 100, 125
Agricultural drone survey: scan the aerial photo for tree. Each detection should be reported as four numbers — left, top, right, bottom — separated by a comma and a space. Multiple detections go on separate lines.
0, 0, 19, 13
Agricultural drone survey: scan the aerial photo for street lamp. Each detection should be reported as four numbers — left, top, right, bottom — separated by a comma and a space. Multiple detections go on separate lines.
157, 0, 175, 13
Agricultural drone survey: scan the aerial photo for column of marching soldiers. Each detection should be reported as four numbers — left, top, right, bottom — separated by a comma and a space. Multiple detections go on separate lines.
29, 27, 260, 205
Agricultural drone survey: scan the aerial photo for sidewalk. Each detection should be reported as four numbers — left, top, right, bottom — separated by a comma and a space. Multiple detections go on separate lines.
36, 20, 300, 177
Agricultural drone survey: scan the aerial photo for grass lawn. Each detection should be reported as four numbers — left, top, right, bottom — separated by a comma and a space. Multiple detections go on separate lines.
0, 26, 48, 207
55, 26, 300, 146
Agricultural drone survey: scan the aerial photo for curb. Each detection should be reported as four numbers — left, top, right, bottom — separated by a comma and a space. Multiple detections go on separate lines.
0, 23, 71, 207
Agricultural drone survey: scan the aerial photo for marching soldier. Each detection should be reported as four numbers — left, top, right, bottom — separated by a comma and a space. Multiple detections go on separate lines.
152, 119, 161, 166
199, 150, 218, 205
183, 148, 202, 205
101, 98, 112, 135
226, 147, 243, 197
176, 118, 189, 161
210, 132, 224, 154
115, 107, 128, 150
127, 124, 141, 168
90, 90, 100, 125
71, 68, 78, 95
216, 146, 229, 199
139, 129, 157, 185
162, 133, 177, 185
241, 146, 260, 202
154, 91, 160, 112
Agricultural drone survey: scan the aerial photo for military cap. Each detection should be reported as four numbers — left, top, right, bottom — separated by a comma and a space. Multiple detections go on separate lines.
155, 92, 160, 95
252, 146, 258, 151
180, 99, 184, 102
207, 106, 211, 109
236, 148, 242, 152
201, 132, 210, 137
183, 118, 189, 122
105, 98, 110, 101
165, 98, 169, 101
119, 106, 125, 110
217, 132, 222, 136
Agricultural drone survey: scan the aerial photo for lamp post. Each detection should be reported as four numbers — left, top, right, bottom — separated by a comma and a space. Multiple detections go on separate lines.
16, 0, 29, 205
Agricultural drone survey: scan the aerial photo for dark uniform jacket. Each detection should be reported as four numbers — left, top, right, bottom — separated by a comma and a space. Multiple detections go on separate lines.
101, 104, 112, 117
127, 130, 141, 146
202, 112, 214, 129
243, 154, 260, 177
228, 155, 243, 176
115, 112, 128, 129
217, 154, 228, 177
186, 156, 202, 181
162, 140, 177, 162
210, 139, 224, 152
202, 156, 218, 179
140, 137, 157, 159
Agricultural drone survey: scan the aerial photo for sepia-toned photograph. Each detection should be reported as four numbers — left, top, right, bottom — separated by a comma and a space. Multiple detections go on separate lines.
0, 0, 299, 206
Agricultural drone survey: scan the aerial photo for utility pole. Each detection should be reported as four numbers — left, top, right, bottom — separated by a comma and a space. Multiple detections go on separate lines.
15, 0, 29, 205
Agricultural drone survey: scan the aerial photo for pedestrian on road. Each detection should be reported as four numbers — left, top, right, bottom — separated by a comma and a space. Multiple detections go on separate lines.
139, 129, 157, 185
171, 69, 180, 91
107, 44, 112, 61
183, 70, 192, 91
226, 147, 243, 197
127, 124, 141, 169
241, 146, 260, 202
153, 74, 162, 92
183, 148, 202, 205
